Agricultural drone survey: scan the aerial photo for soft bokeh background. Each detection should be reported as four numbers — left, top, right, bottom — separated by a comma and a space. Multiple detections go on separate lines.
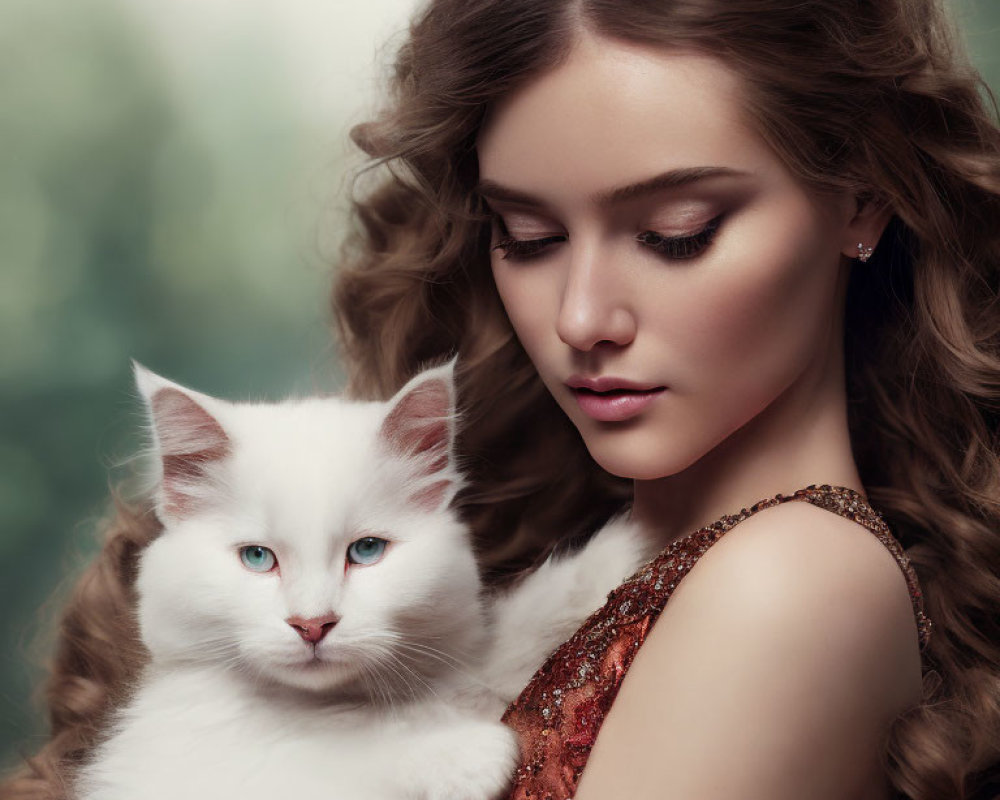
1, 0, 997, 772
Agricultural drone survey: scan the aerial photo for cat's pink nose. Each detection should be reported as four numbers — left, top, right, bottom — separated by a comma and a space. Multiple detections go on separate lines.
286, 613, 340, 644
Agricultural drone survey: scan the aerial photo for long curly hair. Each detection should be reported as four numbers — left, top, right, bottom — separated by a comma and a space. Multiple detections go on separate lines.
335, 1, 1000, 797
4, 1, 999, 798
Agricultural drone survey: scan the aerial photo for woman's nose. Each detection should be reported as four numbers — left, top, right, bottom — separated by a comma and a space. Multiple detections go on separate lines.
555, 246, 636, 352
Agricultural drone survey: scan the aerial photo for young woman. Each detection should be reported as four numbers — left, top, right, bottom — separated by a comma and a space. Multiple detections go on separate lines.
4, 1, 999, 799
334, 1, 1000, 798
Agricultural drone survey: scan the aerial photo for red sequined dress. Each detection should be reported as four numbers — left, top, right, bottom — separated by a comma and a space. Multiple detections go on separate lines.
500, 484, 933, 800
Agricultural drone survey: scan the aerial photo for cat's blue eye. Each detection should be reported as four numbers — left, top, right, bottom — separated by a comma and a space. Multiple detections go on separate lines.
346, 537, 388, 566
240, 545, 277, 573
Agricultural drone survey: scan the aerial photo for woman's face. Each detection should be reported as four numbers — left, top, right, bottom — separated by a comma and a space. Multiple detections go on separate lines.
478, 34, 864, 481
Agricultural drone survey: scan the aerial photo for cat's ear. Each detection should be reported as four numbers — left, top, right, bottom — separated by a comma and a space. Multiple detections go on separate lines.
379, 358, 459, 511
133, 361, 232, 523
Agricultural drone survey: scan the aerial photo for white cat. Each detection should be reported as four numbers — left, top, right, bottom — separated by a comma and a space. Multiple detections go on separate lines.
75, 360, 657, 800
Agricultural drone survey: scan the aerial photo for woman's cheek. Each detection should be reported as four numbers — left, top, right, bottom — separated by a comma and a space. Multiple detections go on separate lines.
492, 265, 553, 354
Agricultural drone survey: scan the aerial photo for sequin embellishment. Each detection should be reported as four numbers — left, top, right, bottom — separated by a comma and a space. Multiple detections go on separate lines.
500, 484, 932, 800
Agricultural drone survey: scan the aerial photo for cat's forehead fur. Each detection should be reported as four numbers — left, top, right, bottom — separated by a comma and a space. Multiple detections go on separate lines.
216, 397, 406, 537
225, 396, 387, 491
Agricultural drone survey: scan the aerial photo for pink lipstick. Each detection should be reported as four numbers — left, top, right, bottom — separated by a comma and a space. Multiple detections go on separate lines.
566, 376, 666, 423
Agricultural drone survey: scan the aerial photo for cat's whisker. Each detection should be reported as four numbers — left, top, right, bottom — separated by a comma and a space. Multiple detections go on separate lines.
343, 630, 485, 698
378, 648, 443, 705
354, 660, 379, 705
381, 636, 494, 692
377, 657, 427, 705
359, 657, 396, 710
351, 638, 433, 705
385, 652, 427, 697
376, 628, 472, 670
389, 639, 474, 672
343, 644, 392, 703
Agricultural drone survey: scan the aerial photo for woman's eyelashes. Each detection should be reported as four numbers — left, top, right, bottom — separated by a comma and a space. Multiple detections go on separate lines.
492, 233, 567, 260
635, 215, 723, 260
490, 214, 724, 262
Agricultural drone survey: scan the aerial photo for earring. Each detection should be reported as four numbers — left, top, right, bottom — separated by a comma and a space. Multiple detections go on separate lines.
856, 242, 874, 263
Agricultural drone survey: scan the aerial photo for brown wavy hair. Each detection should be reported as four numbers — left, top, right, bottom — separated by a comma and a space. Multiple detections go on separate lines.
5, 0, 1000, 798
335, 2, 1000, 797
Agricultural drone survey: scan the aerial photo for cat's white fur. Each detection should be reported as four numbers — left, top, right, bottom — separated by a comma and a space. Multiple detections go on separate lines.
479, 515, 654, 702
76, 361, 658, 800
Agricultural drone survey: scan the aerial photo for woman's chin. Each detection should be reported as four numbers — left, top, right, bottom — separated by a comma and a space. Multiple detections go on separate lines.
581, 436, 692, 482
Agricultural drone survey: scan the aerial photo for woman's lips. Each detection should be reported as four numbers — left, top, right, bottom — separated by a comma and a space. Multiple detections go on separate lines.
566, 379, 667, 422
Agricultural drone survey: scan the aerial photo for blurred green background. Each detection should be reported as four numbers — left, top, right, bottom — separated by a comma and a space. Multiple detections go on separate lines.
0, 0, 417, 769
1, 0, 998, 774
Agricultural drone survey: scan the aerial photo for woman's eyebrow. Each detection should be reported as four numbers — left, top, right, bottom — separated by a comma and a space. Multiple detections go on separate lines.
475, 181, 547, 208
597, 166, 749, 204
476, 166, 748, 209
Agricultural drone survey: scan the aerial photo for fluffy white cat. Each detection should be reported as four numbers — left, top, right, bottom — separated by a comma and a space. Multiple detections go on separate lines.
75, 360, 656, 800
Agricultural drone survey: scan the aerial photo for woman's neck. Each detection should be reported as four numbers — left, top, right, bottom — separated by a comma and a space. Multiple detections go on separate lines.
631, 341, 864, 550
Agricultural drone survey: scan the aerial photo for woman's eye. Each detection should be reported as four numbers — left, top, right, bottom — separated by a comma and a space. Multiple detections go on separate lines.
492, 234, 566, 261
636, 215, 723, 260
491, 215, 723, 262
240, 545, 277, 573
346, 536, 389, 566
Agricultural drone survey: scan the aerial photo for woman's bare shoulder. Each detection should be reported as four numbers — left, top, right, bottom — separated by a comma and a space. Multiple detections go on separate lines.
573, 499, 923, 800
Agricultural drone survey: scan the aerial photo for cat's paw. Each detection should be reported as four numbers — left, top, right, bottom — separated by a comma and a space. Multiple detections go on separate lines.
403, 719, 519, 800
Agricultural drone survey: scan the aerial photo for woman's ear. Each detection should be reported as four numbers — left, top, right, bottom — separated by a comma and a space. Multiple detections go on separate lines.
840, 194, 894, 261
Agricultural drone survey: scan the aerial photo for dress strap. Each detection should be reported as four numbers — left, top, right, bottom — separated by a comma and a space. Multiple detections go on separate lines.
782, 484, 932, 650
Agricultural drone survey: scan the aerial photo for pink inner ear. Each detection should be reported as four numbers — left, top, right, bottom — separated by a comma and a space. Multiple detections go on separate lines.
411, 480, 451, 511
151, 388, 230, 518
380, 379, 451, 469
